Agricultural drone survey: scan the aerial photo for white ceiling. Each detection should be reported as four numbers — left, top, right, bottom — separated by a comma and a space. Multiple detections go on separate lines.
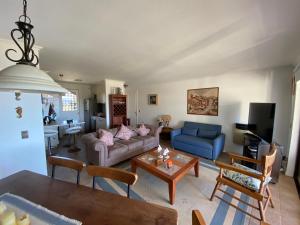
0, 0, 300, 84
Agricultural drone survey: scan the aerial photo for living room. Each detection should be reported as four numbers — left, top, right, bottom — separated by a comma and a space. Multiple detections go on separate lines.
0, 1, 299, 225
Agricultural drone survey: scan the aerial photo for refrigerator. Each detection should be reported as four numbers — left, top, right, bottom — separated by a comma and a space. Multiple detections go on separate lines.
83, 98, 94, 132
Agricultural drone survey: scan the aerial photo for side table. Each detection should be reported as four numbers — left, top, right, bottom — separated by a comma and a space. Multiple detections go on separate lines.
160, 127, 174, 140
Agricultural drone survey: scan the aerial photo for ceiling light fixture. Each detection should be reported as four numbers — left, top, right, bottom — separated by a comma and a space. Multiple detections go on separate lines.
0, 0, 67, 93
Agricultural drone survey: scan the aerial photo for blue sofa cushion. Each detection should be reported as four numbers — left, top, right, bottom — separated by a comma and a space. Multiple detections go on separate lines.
184, 121, 221, 135
198, 129, 217, 139
173, 135, 213, 151
182, 128, 198, 136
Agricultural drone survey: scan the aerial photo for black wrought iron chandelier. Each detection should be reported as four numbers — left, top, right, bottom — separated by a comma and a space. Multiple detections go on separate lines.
5, 0, 39, 66
0, 0, 67, 93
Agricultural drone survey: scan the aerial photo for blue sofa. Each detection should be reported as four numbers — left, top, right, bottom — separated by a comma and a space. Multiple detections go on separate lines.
171, 121, 225, 160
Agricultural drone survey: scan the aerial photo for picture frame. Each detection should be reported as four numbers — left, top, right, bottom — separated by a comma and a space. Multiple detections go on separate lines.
148, 94, 158, 105
187, 87, 219, 116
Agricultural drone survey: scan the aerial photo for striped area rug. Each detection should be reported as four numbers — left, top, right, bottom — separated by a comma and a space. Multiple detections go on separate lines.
94, 160, 252, 225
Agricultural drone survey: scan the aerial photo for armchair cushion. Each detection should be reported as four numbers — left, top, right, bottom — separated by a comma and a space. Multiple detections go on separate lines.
223, 163, 271, 192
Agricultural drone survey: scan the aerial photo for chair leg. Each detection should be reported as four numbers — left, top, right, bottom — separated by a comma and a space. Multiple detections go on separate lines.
51, 165, 56, 178
210, 181, 220, 201
127, 184, 130, 199
266, 186, 274, 208
258, 200, 265, 222
92, 176, 96, 189
76, 171, 80, 185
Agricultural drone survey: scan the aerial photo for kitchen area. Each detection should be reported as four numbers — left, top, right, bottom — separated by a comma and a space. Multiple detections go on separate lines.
43, 79, 126, 155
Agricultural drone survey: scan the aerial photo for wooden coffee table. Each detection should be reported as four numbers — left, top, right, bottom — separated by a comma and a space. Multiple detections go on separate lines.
131, 148, 199, 205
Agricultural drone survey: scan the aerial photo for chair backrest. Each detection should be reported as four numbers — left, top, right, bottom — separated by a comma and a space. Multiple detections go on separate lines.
192, 210, 206, 225
86, 165, 138, 198
261, 144, 277, 177
48, 156, 85, 184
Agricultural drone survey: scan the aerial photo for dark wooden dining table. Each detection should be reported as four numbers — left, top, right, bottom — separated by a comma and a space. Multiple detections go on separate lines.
0, 171, 178, 225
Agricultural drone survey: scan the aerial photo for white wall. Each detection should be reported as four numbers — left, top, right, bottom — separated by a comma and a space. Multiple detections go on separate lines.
91, 80, 106, 103
0, 92, 47, 178
286, 66, 300, 176
128, 66, 293, 154
57, 81, 92, 122
0, 39, 47, 178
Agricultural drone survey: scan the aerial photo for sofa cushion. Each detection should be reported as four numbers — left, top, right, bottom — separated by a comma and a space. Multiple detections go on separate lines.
108, 142, 128, 159
182, 128, 198, 136
116, 138, 143, 152
197, 129, 217, 139
174, 135, 213, 150
136, 124, 150, 136
115, 125, 134, 140
98, 129, 114, 146
223, 163, 272, 192
184, 121, 221, 136
133, 135, 156, 146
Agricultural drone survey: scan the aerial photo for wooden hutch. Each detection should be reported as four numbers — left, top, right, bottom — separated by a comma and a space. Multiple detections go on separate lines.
109, 94, 127, 128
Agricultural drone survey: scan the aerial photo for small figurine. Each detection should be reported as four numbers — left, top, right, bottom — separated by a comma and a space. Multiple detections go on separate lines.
166, 160, 173, 169
15, 91, 21, 101
16, 107, 22, 118
163, 148, 170, 159
157, 145, 163, 158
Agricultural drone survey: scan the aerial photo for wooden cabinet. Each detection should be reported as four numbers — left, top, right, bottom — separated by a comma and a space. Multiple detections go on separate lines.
109, 94, 127, 128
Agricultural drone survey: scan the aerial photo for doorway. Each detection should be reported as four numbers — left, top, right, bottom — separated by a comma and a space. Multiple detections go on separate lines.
295, 133, 300, 196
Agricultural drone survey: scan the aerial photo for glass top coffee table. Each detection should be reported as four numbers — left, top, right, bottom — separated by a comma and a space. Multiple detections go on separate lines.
131, 148, 199, 205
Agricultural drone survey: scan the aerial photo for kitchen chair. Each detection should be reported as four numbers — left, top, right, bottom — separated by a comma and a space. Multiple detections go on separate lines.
192, 210, 206, 225
86, 165, 138, 198
48, 156, 85, 184
210, 144, 277, 222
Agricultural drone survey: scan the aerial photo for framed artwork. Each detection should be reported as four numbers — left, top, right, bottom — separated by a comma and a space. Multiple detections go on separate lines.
148, 94, 158, 105
187, 87, 219, 116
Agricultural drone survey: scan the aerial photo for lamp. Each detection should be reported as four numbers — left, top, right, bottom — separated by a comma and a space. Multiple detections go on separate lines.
0, 0, 67, 93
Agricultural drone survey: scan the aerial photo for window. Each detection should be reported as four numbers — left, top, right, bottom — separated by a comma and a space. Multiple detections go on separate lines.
62, 90, 78, 112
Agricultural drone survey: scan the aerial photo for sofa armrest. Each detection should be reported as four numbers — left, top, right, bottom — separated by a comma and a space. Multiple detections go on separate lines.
212, 133, 225, 160
81, 133, 108, 165
170, 128, 182, 147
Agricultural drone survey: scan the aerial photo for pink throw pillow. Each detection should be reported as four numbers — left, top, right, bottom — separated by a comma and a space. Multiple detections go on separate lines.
98, 129, 114, 146
115, 124, 133, 140
136, 124, 150, 136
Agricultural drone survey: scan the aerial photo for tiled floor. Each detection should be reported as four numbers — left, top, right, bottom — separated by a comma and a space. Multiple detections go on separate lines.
49, 135, 300, 225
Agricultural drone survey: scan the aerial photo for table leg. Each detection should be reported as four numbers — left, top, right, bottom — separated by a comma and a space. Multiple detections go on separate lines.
194, 160, 199, 177
131, 161, 137, 173
168, 181, 176, 205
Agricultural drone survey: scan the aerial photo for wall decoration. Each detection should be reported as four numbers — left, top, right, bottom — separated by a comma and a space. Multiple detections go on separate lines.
187, 87, 219, 116
15, 91, 21, 101
148, 94, 158, 105
16, 106, 23, 118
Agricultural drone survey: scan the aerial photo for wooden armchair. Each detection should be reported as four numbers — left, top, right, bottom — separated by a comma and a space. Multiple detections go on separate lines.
210, 144, 277, 222
86, 165, 138, 198
192, 210, 206, 225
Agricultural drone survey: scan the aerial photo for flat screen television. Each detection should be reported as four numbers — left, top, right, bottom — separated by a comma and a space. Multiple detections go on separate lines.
248, 103, 276, 143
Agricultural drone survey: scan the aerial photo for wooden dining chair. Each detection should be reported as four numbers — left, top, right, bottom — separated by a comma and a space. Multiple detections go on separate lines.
192, 210, 206, 225
86, 165, 138, 198
210, 144, 277, 222
48, 156, 85, 185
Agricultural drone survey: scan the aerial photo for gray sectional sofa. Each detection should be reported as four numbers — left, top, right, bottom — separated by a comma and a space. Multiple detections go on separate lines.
81, 125, 162, 166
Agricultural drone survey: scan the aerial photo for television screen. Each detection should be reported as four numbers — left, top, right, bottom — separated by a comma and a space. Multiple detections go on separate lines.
248, 103, 276, 143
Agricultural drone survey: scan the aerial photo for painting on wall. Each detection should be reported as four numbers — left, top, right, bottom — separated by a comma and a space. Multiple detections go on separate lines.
187, 87, 219, 116
148, 94, 158, 105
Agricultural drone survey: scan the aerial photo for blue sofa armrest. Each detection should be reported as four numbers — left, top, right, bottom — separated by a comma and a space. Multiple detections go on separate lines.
170, 128, 182, 147
212, 133, 225, 160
